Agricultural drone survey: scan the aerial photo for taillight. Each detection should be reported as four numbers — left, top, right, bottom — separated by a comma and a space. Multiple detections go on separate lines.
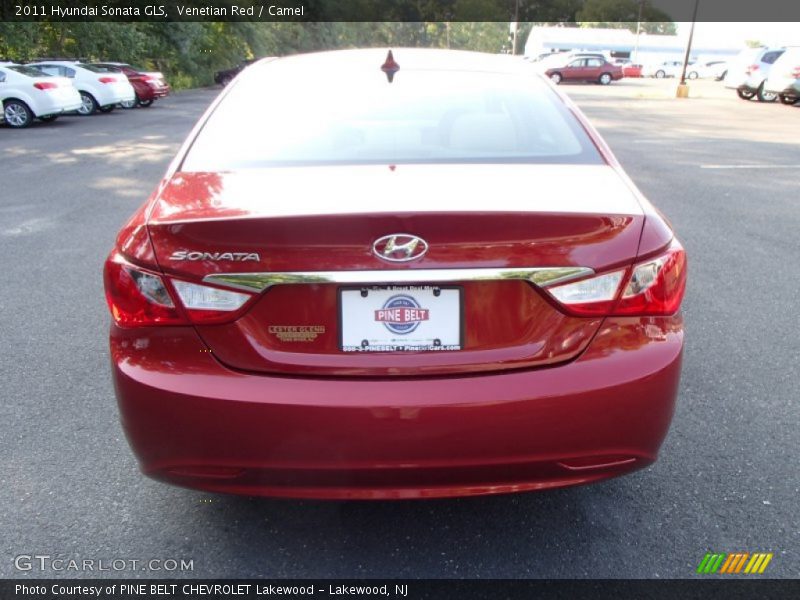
33, 81, 57, 91
546, 240, 687, 317
791, 66, 800, 78
104, 256, 185, 327
745, 64, 760, 75
170, 280, 252, 324
548, 270, 626, 316
98, 77, 116, 84
104, 255, 254, 327
614, 241, 687, 315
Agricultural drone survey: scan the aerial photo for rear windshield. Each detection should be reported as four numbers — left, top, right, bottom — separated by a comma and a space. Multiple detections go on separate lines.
78, 64, 109, 73
182, 64, 603, 170
8, 65, 51, 77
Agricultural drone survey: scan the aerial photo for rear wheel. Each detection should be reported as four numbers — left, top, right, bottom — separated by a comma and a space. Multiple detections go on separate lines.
138, 98, 154, 107
687, 71, 698, 80
736, 88, 755, 100
3, 99, 33, 128
77, 91, 98, 115
779, 94, 798, 105
756, 83, 777, 102
655, 70, 666, 79
598, 72, 612, 85
98, 105, 115, 113
549, 72, 562, 84
39, 115, 59, 123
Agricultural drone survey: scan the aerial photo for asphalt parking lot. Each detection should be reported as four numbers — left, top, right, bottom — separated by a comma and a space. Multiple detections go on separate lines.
1, 78, 798, 579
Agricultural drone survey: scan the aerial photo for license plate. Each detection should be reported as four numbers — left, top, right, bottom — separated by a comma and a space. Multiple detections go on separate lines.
339, 285, 463, 352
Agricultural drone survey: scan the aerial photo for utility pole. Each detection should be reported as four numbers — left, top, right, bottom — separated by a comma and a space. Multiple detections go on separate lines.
677, 0, 700, 96
633, 0, 644, 63
511, 0, 520, 55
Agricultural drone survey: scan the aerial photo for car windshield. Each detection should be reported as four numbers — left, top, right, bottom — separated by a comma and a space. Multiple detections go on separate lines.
8, 65, 51, 77
183, 65, 602, 170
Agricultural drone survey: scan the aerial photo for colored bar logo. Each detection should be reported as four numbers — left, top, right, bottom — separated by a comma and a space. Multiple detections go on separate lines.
697, 552, 773, 574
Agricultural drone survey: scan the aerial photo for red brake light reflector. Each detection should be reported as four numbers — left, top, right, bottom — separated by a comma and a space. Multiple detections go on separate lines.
98, 77, 116, 84
614, 240, 687, 316
104, 256, 185, 327
33, 81, 57, 90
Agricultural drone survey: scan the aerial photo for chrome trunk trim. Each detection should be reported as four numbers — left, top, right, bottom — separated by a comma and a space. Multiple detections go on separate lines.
203, 267, 594, 293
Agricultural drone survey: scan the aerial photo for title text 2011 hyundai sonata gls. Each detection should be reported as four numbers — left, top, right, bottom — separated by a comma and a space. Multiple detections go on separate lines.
104, 49, 686, 500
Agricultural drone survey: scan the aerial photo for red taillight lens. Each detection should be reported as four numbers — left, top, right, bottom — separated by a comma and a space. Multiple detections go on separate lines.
791, 66, 800, 78
745, 64, 760, 75
546, 240, 687, 317
614, 240, 687, 316
33, 81, 57, 91
104, 256, 185, 327
98, 77, 116, 84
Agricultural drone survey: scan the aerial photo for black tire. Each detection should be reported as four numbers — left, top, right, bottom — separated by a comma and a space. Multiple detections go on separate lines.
598, 72, 612, 85
655, 70, 666, 79
687, 71, 698, 80
3, 99, 33, 128
779, 94, 798, 105
756, 82, 778, 103
218, 75, 233, 87
77, 91, 98, 115
39, 115, 59, 123
138, 98, 154, 107
549, 72, 562, 84
98, 105, 115, 113
736, 88, 755, 100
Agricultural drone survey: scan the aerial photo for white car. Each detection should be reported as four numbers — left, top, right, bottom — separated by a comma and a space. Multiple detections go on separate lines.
724, 47, 785, 101
764, 46, 800, 105
686, 60, 728, 80
642, 61, 688, 78
28, 60, 135, 115
0, 64, 82, 128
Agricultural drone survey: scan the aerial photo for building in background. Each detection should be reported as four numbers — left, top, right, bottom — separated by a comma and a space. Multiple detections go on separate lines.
525, 26, 741, 66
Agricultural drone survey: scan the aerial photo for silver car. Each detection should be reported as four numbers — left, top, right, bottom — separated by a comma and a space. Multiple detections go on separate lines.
724, 47, 785, 102
764, 46, 800, 105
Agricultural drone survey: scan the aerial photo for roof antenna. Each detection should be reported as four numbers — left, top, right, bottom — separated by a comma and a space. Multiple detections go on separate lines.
381, 50, 399, 83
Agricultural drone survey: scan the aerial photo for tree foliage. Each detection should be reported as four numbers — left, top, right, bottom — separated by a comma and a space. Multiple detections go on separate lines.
577, 0, 676, 34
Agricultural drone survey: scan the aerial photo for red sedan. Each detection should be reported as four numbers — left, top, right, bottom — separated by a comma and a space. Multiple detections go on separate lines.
546, 57, 624, 85
104, 49, 686, 500
91, 62, 170, 107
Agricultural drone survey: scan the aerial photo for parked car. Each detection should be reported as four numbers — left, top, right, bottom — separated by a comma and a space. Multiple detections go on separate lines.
642, 61, 688, 79
28, 60, 135, 114
213, 59, 256, 86
616, 60, 643, 78
104, 49, 687, 500
545, 56, 623, 85
724, 47, 785, 102
686, 60, 728, 80
0, 63, 81, 128
763, 46, 800, 105
89, 62, 170, 108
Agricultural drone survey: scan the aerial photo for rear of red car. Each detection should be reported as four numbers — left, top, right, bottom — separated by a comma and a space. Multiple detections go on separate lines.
104, 49, 686, 499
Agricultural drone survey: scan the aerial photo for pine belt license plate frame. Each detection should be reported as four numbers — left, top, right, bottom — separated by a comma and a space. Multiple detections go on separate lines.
338, 285, 464, 352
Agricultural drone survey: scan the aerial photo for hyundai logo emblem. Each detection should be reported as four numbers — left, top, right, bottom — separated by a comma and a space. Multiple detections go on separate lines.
372, 234, 428, 262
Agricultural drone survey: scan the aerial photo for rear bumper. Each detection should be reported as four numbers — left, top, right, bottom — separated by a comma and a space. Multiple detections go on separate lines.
111, 315, 683, 499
